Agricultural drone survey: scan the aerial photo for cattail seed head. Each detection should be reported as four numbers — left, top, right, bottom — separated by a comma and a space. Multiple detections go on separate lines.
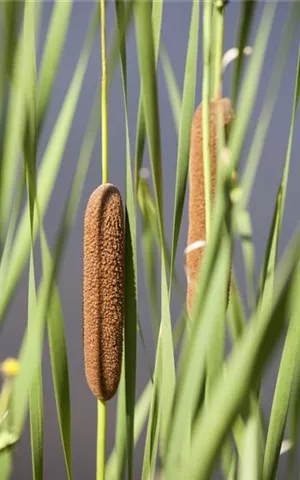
83, 183, 124, 401
186, 98, 235, 317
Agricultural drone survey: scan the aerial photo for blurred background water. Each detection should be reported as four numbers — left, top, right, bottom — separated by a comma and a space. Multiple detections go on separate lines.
0, 2, 299, 478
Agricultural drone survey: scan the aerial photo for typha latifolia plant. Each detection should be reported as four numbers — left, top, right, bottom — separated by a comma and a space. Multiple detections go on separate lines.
83, 1, 125, 478
0, 1, 299, 480
186, 97, 234, 316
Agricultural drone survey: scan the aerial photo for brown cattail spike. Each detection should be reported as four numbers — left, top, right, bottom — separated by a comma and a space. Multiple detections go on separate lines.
83, 183, 124, 401
186, 98, 235, 317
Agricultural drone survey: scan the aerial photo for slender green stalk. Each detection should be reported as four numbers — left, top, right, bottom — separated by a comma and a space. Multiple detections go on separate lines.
97, 400, 106, 480
101, 0, 108, 183
231, 1, 256, 107
202, 1, 212, 241
97, 2, 108, 479
213, 1, 225, 100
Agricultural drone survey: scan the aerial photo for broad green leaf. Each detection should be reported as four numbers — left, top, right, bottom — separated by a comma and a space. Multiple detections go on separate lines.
0, 3, 20, 73
234, 207, 256, 310
231, 1, 257, 107
165, 91, 232, 474
106, 382, 152, 480
0, 450, 13, 480
114, 368, 126, 479
229, 3, 277, 173
10, 235, 57, 437
107, 309, 186, 479
241, 5, 300, 206
9, 84, 99, 448
107, 1, 133, 90
138, 180, 160, 339
159, 257, 176, 461
134, 0, 163, 187
139, 177, 182, 307
0, 2, 20, 128
123, 66, 137, 480
38, 0, 72, 130
135, 2, 176, 475
42, 89, 100, 480
288, 336, 300, 478
0, 25, 28, 238
258, 44, 300, 330
134, 0, 171, 299
7, 57, 99, 480
205, 96, 231, 399
138, 178, 183, 310
41, 230, 73, 480
227, 456, 237, 480
140, 193, 175, 470
134, 0, 164, 229
0, 173, 25, 289
221, 440, 236, 480
263, 285, 300, 480
233, 397, 265, 468
0, 11, 98, 326
165, 220, 231, 476
115, 2, 138, 477
183, 233, 300, 479
22, 4, 44, 478
205, 234, 231, 398
170, 0, 199, 288
28, 260, 43, 480
278, 44, 300, 214
262, 47, 300, 480
227, 272, 246, 344
11, 14, 49, 434
238, 414, 263, 480
160, 45, 181, 133
141, 345, 162, 479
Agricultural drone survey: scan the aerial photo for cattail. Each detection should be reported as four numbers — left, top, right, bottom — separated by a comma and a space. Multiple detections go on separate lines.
83, 183, 124, 401
186, 98, 235, 317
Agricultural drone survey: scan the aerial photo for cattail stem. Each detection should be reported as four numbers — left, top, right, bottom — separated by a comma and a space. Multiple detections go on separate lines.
202, 1, 212, 242
98, 1, 107, 478
101, 0, 108, 183
97, 399, 106, 480
213, 1, 225, 100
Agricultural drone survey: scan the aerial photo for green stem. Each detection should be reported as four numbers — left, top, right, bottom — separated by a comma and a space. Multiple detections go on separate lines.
100, 0, 108, 183
213, 1, 225, 100
97, 2, 107, 479
97, 399, 106, 480
202, 1, 212, 242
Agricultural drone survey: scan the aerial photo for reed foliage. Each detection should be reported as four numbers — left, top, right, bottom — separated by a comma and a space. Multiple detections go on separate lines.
0, 1, 299, 479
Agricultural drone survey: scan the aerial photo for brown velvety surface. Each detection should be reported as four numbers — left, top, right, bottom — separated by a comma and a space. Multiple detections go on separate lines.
83, 183, 124, 401
187, 98, 234, 317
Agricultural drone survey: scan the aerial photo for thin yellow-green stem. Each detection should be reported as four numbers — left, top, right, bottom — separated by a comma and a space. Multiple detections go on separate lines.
213, 1, 225, 100
97, 2, 107, 479
97, 399, 106, 480
202, 1, 212, 241
100, 0, 108, 183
